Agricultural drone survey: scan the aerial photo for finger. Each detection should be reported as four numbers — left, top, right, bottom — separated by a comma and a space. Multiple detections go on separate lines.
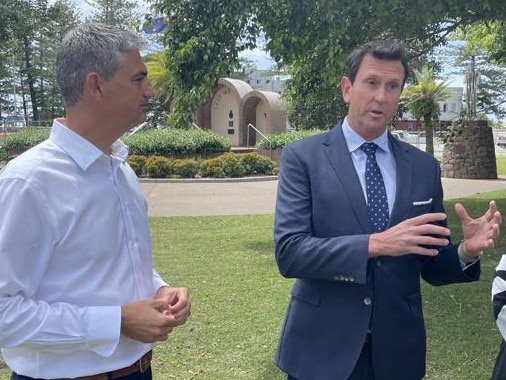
489, 200, 498, 215
404, 213, 447, 226
410, 246, 440, 256
454, 203, 472, 223
152, 298, 174, 312
494, 211, 502, 225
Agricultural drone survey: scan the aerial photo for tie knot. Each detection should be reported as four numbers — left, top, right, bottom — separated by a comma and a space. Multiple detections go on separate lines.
360, 142, 378, 156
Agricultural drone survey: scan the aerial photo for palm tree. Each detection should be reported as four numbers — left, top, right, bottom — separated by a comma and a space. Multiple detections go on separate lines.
145, 52, 174, 127
401, 66, 450, 155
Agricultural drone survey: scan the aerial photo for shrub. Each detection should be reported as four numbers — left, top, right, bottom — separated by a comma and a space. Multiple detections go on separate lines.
219, 152, 245, 178
199, 158, 225, 178
145, 155, 173, 178
127, 154, 147, 176
257, 129, 325, 150
1, 128, 50, 157
123, 129, 231, 158
172, 158, 199, 178
239, 152, 277, 175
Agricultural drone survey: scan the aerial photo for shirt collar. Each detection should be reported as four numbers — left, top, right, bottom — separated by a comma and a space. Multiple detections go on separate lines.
341, 117, 391, 154
50, 119, 128, 171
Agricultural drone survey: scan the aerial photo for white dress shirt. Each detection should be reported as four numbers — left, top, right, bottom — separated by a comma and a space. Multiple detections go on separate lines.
0, 119, 168, 378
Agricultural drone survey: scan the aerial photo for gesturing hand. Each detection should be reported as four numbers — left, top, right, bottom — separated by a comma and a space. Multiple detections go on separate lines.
369, 212, 450, 258
454, 200, 502, 256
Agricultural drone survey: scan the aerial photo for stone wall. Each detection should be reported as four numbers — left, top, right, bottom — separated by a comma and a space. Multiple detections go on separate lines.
441, 121, 497, 179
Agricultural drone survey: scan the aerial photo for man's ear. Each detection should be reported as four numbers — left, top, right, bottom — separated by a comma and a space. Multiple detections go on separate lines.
85, 72, 103, 96
341, 76, 352, 104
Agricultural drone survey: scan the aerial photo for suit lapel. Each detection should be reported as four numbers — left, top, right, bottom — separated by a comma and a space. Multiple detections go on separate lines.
389, 137, 412, 227
323, 124, 371, 232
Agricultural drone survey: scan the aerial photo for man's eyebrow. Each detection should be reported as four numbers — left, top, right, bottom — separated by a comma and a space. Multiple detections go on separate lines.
132, 70, 148, 79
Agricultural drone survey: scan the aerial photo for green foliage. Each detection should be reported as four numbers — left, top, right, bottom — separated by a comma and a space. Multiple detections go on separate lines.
441, 119, 467, 146
145, 52, 173, 127
127, 154, 147, 176
1, 128, 50, 156
239, 152, 277, 175
218, 152, 245, 178
283, 63, 346, 130
257, 129, 326, 150
122, 129, 231, 158
453, 21, 506, 65
85, 0, 140, 27
145, 155, 173, 178
154, 0, 260, 128
0, 0, 77, 123
199, 157, 225, 178
152, 0, 506, 135
172, 158, 199, 178
401, 66, 450, 155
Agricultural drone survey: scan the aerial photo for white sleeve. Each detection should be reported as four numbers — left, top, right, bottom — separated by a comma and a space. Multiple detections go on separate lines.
492, 255, 506, 340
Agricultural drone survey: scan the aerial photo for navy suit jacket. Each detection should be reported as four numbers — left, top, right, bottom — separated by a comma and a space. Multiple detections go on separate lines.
274, 123, 480, 380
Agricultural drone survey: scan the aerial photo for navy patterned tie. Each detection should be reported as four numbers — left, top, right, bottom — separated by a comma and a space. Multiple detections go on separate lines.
360, 142, 389, 232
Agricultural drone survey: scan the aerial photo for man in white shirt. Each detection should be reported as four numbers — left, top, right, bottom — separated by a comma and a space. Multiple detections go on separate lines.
0, 23, 191, 379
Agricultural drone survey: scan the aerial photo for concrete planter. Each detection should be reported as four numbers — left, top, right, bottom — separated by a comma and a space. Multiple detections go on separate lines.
257, 148, 282, 164
441, 120, 497, 179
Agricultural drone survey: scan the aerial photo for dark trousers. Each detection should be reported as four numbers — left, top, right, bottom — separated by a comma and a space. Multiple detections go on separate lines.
287, 334, 374, 380
492, 339, 506, 380
11, 367, 152, 380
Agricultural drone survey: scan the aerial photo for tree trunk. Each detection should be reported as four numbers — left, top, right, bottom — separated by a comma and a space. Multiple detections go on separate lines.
424, 115, 434, 156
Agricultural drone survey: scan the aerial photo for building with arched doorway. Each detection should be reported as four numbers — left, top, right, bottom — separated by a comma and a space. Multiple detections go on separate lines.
196, 78, 287, 147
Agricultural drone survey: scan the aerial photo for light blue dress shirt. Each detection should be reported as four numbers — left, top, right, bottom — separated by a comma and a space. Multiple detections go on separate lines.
341, 118, 397, 216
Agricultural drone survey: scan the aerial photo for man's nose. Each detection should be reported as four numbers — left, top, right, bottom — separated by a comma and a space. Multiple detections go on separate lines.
145, 80, 156, 99
374, 87, 387, 102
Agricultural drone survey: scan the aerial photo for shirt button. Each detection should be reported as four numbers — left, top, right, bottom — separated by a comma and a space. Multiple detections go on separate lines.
364, 297, 372, 305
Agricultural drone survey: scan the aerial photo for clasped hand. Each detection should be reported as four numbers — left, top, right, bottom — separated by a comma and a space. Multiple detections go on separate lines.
121, 286, 192, 343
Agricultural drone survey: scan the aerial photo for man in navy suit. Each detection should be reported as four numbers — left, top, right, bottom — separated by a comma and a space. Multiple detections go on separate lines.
274, 39, 502, 380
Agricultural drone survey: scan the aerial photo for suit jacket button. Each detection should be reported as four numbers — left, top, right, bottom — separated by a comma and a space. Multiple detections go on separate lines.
364, 297, 372, 305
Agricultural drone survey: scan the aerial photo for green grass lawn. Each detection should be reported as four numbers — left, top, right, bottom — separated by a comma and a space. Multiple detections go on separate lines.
496, 156, 506, 176
2, 190, 506, 379
149, 195, 506, 380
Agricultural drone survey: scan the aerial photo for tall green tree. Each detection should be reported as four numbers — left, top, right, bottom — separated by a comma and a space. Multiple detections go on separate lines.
401, 66, 450, 155
0, 0, 77, 124
86, 0, 140, 27
446, 23, 506, 121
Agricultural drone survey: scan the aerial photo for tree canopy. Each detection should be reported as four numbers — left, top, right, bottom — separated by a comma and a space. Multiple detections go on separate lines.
150, 0, 506, 129
401, 66, 450, 155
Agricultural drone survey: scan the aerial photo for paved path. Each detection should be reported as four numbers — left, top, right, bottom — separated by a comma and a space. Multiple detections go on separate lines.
141, 176, 506, 217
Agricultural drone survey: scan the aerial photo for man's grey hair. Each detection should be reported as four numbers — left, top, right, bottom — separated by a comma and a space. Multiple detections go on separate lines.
56, 23, 145, 108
